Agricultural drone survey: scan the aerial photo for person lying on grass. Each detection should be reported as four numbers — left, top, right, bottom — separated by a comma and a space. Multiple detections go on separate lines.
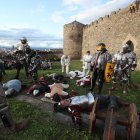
45, 78, 69, 98
76, 75, 91, 86
0, 72, 29, 132
57, 91, 125, 130
3, 79, 22, 96
67, 70, 85, 79
27, 76, 50, 96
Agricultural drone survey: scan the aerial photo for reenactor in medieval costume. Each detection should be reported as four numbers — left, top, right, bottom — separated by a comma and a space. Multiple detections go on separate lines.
76, 75, 91, 87
45, 78, 69, 98
90, 43, 112, 94
14, 37, 30, 79
0, 72, 29, 132
25, 48, 40, 83
3, 79, 21, 96
125, 44, 137, 86
111, 44, 137, 94
112, 50, 127, 93
58, 91, 119, 130
82, 51, 92, 76
27, 76, 50, 96
61, 55, 70, 74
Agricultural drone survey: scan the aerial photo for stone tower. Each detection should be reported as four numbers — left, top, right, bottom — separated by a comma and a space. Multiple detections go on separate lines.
63, 21, 85, 59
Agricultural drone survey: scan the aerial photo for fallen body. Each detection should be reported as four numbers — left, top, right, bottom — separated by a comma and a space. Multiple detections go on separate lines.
58, 91, 120, 130
45, 82, 69, 98
3, 79, 22, 96
27, 76, 50, 96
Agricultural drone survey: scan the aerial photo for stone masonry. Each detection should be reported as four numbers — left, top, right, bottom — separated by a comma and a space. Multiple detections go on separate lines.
63, 21, 85, 59
63, 1, 140, 69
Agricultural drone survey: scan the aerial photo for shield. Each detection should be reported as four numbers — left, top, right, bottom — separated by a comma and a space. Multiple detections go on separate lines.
105, 62, 115, 83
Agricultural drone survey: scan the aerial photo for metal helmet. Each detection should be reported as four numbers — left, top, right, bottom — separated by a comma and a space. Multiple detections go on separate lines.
96, 43, 106, 51
20, 37, 27, 42
122, 44, 129, 53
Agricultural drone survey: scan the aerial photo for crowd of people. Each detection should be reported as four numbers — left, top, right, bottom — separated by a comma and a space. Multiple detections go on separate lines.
0, 36, 138, 132
61, 42, 137, 95
1, 57, 52, 71
58, 42, 137, 130
81, 43, 137, 95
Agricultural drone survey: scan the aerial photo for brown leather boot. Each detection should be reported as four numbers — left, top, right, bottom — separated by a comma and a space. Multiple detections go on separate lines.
13, 118, 30, 132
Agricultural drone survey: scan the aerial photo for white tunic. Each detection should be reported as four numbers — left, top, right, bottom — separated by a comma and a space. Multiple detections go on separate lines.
61, 55, 70, 66
83, 54, 92, 69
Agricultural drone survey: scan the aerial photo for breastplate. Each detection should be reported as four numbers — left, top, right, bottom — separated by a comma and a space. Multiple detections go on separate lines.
70, 92, 95, 109
117, 54, 127, 65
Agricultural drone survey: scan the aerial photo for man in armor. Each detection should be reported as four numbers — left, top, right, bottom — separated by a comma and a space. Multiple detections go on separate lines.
125, 44, 137, 86
90, 43, 112, 94
14, 37, 30, 79
82, 51, 92, 76
0, 72, 29, 132
58, 91, 119, 130
112, 44, 135, 94
25, 48, 40, 83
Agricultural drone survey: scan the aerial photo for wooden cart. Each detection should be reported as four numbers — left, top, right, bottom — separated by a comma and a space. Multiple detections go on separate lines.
89, 98, 139, 140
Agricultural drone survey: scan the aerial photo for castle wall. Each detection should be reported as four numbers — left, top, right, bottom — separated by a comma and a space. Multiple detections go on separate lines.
63, 2, 140, 69
82, 7, 140, 68
63, 21, 85, 59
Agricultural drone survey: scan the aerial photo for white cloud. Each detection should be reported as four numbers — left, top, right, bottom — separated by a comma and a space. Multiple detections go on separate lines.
0, 40, 17, 47
0, 25, 63, 49
29, 40, 63, 49
51, 11, 65, 23
69, 0, 133, 23
62, 0, 101, 8
0, 39, 63, 49
66, 4, 78, 12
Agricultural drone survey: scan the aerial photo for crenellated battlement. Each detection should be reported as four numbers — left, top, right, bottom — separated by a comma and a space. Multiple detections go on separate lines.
83, 1, 140, 29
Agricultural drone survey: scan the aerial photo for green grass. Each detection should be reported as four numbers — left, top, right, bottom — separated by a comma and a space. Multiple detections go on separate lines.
0, 99, 100, 140
0, 60, 140, 140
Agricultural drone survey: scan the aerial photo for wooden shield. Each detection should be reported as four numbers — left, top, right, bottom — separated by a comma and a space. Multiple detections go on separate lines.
105, 62, 115, 83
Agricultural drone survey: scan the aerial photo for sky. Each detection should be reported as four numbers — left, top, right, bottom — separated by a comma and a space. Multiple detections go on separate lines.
0, 0, 134, 49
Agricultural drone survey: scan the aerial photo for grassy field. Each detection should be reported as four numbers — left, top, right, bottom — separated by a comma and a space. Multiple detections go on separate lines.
0, 60, 140, 140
